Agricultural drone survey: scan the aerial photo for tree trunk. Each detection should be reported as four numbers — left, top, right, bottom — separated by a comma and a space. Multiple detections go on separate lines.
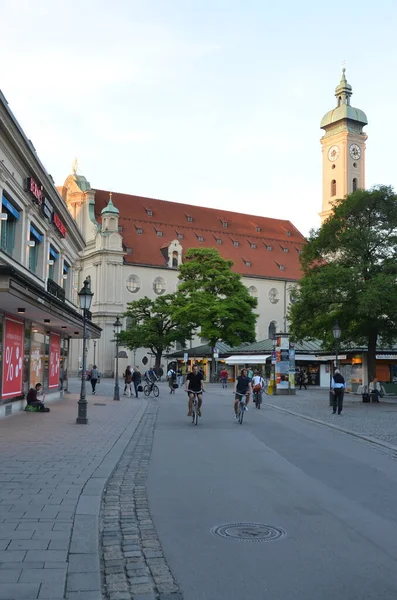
154, 351, 162, 372
367, 330, 378, 382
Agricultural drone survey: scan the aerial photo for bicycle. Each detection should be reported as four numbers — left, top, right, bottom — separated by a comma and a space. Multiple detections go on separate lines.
235, 391, 248, 424
187, 390, 202, 426
253, 388, 262, 409
143, 382, 159, 397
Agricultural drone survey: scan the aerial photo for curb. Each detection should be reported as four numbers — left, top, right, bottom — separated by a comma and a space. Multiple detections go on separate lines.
66, 401, 148, 600
265, 402, 397, 454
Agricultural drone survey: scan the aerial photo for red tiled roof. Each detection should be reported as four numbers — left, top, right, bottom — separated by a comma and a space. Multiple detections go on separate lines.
94, 189, 305, 280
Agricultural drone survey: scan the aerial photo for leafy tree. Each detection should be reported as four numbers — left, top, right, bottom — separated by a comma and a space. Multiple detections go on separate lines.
120, 295, 193, 371
175, 248, 258, 375
289, 185, 397, 380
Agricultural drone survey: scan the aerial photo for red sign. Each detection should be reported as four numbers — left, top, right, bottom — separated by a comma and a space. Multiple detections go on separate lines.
26, 177, 43, 205
53, 213, 67, 237
48, 333, 61, 389
2, 317, 24, 399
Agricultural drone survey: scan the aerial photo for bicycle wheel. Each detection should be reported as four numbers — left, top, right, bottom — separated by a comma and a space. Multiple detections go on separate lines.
153, 385, 159, 397
239, 404, 244, 424
194, 409, 199, 426
143, 385, 150, 397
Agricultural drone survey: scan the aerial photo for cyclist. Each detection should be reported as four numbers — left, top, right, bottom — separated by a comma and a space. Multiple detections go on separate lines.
185, 364, 205, 417
233, 368, 252, 418
251, 370, 266, 406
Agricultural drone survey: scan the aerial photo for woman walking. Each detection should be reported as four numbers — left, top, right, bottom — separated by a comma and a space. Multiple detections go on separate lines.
90, 365, 100, 395
124, 366, 133, 397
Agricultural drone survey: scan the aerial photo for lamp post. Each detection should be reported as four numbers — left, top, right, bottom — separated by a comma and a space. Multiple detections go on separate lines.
93, 340, 97, 365
329, 321, 342, 406
113, 316, 122, 401
76, 279, 94, 424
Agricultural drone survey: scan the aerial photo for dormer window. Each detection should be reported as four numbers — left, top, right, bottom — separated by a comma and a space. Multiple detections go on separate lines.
118, 226, 123, 232
136, 227, 143, 234
186, 215, 193, 222
177, 232, 184, 240
266, 245, 273, 251
296, 248, 303, 255
278, 264, 285, 271
233, 240, 239, 247
250, 243, 256, 249
156, 230, 163, 237
216, 238, 222, 245
255, 226, 261, 232
197, 235, 204, 242
146, 208, 153, 216
222, 221, 228, 228
244, 260, 251, 267
286, 231, 292, 237
282, 247, 289, 253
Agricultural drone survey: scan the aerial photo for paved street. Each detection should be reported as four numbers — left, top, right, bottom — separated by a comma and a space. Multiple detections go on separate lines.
1, 380, 397, 599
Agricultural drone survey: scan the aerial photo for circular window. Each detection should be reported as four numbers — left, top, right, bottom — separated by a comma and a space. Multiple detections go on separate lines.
268, 288, 279, 304
126, 274, 141, 293
248, 286, 258, 298
153, 277, 166, 295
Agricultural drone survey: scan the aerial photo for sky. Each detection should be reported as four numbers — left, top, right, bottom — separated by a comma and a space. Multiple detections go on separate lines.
1, 0, 397, 236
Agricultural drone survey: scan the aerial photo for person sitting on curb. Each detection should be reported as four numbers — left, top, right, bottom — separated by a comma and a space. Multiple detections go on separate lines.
26, 383, 50, 412
369, 377, 382, 402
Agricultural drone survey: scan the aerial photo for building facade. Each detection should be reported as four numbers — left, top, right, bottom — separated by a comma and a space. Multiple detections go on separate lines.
0, 91, 100, 417
320, 69, 368, 222
58, 173, 306, 377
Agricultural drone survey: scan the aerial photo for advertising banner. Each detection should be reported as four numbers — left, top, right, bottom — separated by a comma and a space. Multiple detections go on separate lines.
2, 317, 24, 399
49, 333, 61, 389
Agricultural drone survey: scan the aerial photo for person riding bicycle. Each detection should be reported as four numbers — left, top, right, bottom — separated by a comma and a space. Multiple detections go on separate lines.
251, 370, 265, 404
185, 364, 205, 417
233, 368, 252, 418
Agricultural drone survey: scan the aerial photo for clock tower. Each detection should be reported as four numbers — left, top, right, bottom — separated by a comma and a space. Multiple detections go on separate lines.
320, 69, 368, 222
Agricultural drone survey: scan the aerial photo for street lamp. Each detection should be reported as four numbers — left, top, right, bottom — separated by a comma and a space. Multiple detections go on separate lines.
332, 321, 342, 369
76, 279, 94, 424
93, 340, 97, 365
113, 316, 122, 401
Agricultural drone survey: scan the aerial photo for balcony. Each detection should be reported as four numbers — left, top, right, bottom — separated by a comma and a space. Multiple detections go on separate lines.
47, 278, 66, 302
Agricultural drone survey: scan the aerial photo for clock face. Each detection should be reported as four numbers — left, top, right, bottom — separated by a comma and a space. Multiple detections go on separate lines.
349, 143, 361, 160
328, 145, 340, 162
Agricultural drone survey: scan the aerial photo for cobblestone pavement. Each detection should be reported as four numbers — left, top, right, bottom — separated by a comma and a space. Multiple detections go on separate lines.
263, 388, 397, 448
0, 381, 149, 600
100, 402, 182, 600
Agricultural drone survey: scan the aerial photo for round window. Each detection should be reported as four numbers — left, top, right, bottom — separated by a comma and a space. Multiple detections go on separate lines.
126, 274, 141, 293
153, 277, 166, 295
268, 288, 280, 304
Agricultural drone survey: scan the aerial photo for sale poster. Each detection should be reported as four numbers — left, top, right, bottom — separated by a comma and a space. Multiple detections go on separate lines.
49, 333, 60, 389
30, 339, 44, 388
2, 317, 24, 399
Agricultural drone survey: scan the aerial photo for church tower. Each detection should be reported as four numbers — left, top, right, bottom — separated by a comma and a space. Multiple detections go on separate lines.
320, 69, 368, 222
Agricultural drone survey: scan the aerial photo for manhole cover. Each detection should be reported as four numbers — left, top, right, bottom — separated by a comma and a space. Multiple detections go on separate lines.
93, 403, 107, 406
211, 522, 286, 543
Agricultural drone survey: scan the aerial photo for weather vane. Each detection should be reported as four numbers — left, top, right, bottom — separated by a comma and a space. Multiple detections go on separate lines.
72, 157, 78, 174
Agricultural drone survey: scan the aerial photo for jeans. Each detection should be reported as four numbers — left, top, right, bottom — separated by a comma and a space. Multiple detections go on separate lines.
332, 389, 344, 413
134, 381, 140, 397
91, 378, 98, 393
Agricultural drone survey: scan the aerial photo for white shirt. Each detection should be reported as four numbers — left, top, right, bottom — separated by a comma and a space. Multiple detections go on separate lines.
252, 375, 264, 387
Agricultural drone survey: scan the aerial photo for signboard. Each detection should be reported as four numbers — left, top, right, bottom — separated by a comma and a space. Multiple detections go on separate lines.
48, 333, 61, 389
53, 213, 67, 237
2, 317, 24, 399
214, 353, 219, 359
183, 352, 188, 362
25, 177, 43, 205
275, 334, 294, 390
30, 339, 44, 387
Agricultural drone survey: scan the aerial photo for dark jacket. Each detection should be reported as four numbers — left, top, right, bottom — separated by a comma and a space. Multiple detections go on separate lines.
27, 388, 38, 404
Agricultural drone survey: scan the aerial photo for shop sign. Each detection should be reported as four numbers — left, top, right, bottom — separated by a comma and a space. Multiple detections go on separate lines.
53, 212, 67, 237
2, 317, 24, 399
376, 354, 397, 360
25, 177, 43, 205
42, 196, 54, 221
48, 333, 61, 389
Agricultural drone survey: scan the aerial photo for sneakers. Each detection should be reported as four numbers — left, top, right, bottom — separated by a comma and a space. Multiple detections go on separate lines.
244, 406, 248, 411
233, 413, 237, 419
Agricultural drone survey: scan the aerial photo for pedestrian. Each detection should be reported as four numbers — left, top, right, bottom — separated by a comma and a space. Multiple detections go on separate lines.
220, 367, 228, 388
298, 369, 308, 390
331, 369, 345, 414
177, 367, 183, 387
132, 367, 142, 398
158, 365, 164, 382
90, 365, 100, 395
123, 365, 132, 395
369, 377, 382, 402
124, 366, 133, 397
167, 367, 177, 394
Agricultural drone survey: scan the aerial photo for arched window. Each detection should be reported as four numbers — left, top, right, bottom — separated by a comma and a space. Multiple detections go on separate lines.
248, 286, 258, 298
352, 178, 357, 192
172, 251, 178, 268
126, 274, 141, 293
268, 321, 277, 339
331, 180, 336, 197
153, 277, 166, 295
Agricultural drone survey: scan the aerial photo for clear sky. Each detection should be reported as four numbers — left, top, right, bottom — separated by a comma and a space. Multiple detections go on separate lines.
1, 0, 396, 235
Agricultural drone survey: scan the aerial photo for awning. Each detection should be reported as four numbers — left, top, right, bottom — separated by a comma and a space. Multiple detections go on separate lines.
226, 354, 270, 365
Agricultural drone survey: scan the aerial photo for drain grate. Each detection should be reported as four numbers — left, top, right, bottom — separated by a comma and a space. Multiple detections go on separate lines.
211, 522, 286, 543
94, 403, 107, 406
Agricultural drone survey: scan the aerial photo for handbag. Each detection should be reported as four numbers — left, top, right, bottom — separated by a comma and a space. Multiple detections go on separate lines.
137, 385, 143, 392
253, 383, 262, 392
172, 383, 179, 389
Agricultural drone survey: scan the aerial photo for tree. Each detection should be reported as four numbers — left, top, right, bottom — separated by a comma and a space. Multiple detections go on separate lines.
289, 185, 397, 381
175, 248, 258, 375
120, 295, 193, 371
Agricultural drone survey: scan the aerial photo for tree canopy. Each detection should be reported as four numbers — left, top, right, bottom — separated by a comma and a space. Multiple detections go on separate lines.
175, 248, 258, 372
289, 185, 397, 380
120, 295, 193, 370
